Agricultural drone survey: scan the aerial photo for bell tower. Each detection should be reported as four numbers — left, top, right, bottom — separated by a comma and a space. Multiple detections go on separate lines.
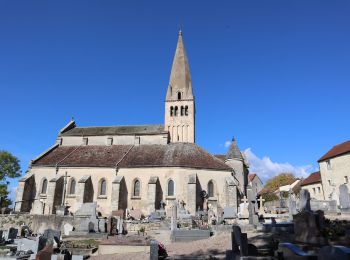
165, 31, 195, 143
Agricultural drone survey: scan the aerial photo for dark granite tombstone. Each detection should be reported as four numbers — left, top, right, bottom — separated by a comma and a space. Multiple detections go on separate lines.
7, 227, 18, 241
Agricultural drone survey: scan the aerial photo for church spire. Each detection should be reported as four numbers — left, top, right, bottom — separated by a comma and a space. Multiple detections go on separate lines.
166, 30, 193, 100
164, 31, 196, 143
226, 137, 244, 160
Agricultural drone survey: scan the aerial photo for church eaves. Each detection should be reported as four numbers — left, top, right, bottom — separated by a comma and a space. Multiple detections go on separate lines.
166, 30, 194, 100
226, 137, 244, 160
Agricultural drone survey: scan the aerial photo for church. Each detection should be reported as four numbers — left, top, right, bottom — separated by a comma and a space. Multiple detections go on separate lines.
15, 31, 249, 218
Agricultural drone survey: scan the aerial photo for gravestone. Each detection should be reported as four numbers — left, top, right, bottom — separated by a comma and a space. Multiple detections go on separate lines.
288, 191, 297, 221
128, 209, 142, 220
223, 207, 236, 219
239, 196, 249, 218
318, 245, 350, 260
0, 230, 3, 242
20, 225, 31, 237
258, 197, 265, 215
149, 212, 162, 221
293, 210, 327, 245
339, 184, 350, 213
36, 238, 53, 260
299, 189, 311, 211
63, 223, 74, 236
227, 225, 259, 259
73, 202, 98, 233
6, 227, 18, 240
171, 202, 177, 231
111, 209, 124, 218
150, 240, 158, 260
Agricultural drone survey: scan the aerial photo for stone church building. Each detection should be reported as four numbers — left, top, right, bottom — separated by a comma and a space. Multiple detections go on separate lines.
15, 31, 249, 217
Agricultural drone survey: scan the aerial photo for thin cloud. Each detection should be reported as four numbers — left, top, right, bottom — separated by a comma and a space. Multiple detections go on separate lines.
244, 148, 315, 184
224, 140, 231, 148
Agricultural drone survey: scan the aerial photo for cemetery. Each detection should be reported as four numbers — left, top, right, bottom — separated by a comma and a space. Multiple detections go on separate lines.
0, 184, 349, 259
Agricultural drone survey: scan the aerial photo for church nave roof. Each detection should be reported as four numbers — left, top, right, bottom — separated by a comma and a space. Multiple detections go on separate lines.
32, 143, 231, 171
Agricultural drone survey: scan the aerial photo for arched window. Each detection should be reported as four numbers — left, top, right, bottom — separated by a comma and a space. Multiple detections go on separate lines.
178, 92, 181, 100
133, 179, 140, 197
41, 179, 48, 194
168, 179, 174, 196
174, 106, 178, 116
181, 106, 184, 116
170, 106, 174, 117
208, 180, 214, 197
69, 179, 76, 194
185, 106, 188, 116
99, 179, 106, 196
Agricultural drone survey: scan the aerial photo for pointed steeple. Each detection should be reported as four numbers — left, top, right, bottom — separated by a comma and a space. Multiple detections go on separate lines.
226, 137, 243, 160
166, 30, 194, 100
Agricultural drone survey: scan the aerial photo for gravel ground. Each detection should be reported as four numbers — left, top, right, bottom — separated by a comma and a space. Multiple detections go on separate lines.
90, 232, 231, 260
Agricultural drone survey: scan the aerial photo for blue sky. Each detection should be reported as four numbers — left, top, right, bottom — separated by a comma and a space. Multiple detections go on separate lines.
1, 1, 350, 199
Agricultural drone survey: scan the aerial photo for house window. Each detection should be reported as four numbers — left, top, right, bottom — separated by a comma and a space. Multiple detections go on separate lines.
83, 137, 88, 145
107, 137, 113, 146
208, 180, 214, 197
328, 180, 331, 186
313, 188, 316, 194
99, 179, 106, 196
133, 179, 140, 197
317, 187, 321, 193
345, 176, 349, 184
181, 106, 184, 116
168, 179, 174, 196
178, 92, 181, 100
69, 179, 76, 194
170, 106, 174, 117
41, 179, 48, 194
326, 160, 332, 170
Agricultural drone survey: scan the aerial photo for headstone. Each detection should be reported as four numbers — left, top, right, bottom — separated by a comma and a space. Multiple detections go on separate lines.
6, 227, 18, 240
150, 240, 158, 260
0, 230, 3, 242
128, 209, 142, 220
258, 197, 265, 215
20, 225, 31, 237
288, 194, 297, 221
63, 223, 74, 236
171, 202, 177, 231
223, 207, 236, 219
71, 256, 84, 260
293, 210, 327, 245
239, 196, 249, 218
339, 184, 350, 211
88, 222, 95, 232
299, 189, 311, 211
329, 200, 338, 213
111, 209, 124, 218
149, 212, 162, 221
318, 245, 350, 260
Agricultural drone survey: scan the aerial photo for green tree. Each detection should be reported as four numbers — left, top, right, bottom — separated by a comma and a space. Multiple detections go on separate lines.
264, 173, 296, 191
0, 150, 21, 207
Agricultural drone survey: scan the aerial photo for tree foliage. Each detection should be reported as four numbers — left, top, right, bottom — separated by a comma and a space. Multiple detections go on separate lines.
0, 150, 21, 207
262, 192, 279, 202
264, 173, 296, 191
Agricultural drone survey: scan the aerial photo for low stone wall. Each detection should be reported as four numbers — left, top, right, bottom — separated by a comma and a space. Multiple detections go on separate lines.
0, 213, 33, 231
126, 221, 162, 232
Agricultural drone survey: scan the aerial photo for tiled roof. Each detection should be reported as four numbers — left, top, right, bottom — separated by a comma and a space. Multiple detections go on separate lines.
318, 140, 350, 162
248, 173, 256, 182
300, 171, 321, 186
59, 124, 166, 136
213, 154, 226, 162
32, 143, 231, 171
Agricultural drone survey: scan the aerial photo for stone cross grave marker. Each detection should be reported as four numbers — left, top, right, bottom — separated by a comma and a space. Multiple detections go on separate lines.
258, 196, 265, 215
240, 196, 249, 218
339, 184, 350, 210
